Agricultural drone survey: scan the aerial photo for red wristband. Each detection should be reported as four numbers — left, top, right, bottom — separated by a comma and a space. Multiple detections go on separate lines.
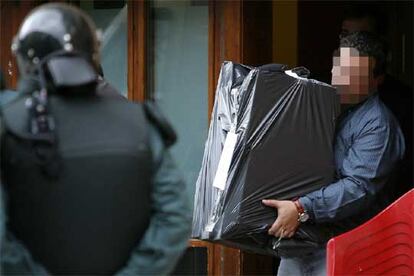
293, 199, 304, 214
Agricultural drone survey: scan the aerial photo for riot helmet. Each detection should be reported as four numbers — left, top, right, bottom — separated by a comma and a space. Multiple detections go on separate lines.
8, 3, 102, 169
12, 3, 100, 79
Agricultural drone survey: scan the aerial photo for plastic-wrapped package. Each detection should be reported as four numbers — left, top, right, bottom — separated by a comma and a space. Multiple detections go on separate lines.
192, 61, 340, 256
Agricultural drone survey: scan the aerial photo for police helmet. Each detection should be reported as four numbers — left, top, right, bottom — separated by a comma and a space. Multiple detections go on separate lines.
12, 3, 100, 78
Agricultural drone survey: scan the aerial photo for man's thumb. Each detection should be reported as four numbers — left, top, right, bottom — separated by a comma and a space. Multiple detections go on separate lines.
262, 199, 279, 208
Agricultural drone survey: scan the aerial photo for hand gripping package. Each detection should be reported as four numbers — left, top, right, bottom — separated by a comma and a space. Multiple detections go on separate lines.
192, 62, 340, 256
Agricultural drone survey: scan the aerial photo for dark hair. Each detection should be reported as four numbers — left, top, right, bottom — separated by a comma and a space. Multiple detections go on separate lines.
340, 31, 386, 77
342, 4, 387, 35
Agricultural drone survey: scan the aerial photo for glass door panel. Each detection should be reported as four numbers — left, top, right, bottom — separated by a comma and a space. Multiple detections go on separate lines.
80, 1, 127, 97
148, 0, 209, 191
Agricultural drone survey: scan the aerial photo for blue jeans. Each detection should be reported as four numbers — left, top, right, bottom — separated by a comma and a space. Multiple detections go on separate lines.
277, 247, 326, 276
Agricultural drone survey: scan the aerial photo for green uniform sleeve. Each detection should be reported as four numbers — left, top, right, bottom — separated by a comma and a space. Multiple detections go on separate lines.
116, 125, 192, 276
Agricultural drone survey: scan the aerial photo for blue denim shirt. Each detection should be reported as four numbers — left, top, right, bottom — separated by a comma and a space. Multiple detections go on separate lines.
299, 94, 405, 223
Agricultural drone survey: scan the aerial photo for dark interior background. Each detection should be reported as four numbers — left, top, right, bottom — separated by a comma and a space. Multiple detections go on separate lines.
297, 0, 413, 88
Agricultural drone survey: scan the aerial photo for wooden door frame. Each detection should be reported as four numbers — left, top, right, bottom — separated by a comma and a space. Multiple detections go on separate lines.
205, 1, 243, 275
127, 0, 147, 102
201, 1, 274, 275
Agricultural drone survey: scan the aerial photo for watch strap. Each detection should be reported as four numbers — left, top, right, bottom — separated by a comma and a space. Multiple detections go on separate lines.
293, 199, 305, 214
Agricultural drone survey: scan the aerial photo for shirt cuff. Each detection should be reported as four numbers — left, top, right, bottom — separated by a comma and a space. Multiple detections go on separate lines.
298, 196, 315, 221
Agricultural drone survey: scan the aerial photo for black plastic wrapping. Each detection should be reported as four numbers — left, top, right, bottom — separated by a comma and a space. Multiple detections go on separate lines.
192, 62, 340, 256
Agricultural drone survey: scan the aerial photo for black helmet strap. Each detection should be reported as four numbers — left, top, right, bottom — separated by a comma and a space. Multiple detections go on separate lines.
23, 50, 97, 178
25, 75, 60, 178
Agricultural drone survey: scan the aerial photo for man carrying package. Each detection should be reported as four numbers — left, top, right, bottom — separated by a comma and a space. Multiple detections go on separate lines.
263, 31, 405, 276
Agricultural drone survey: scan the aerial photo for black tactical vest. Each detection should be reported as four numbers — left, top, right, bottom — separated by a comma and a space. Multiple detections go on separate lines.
1, 81, 153, 274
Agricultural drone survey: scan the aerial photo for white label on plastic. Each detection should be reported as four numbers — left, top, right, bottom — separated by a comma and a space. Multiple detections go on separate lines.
204, 223, 215, 232
213, 131, 238, 190
285, 69, 307, 80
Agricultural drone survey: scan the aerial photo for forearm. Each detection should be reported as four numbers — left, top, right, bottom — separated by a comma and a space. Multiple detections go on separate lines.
301, 112, 405, 223
299, 177, 375, 223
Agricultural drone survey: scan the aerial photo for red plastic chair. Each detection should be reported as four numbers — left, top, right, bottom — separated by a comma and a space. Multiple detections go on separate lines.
327, 189, 414, 275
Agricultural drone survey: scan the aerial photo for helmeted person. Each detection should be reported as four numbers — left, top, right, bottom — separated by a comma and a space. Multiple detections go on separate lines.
0, 3, 192, 275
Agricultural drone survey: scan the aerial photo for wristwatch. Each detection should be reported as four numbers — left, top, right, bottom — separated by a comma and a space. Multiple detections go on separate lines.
293, 199, 309, 223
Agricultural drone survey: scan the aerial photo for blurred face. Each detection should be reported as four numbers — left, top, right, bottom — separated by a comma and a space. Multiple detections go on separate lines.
331, 47, 376, 104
